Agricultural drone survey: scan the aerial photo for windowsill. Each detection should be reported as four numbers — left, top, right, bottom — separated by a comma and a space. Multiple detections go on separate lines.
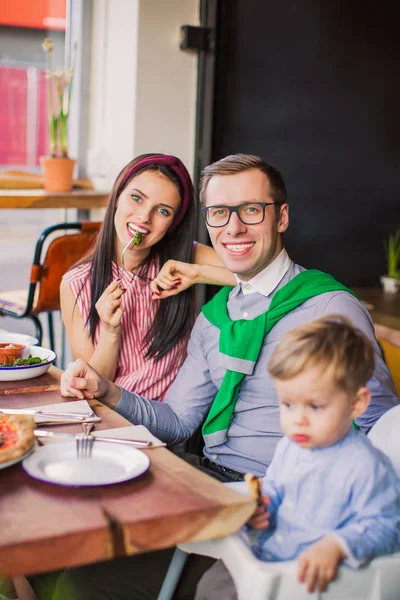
0, 188, 110, 209
0, 170, 94, 190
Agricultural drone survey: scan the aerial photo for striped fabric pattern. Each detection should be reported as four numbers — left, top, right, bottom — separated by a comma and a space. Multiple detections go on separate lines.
63, 259, 188, 400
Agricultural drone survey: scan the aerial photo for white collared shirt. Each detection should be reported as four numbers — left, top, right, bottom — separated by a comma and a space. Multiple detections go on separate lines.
235, 248, 292, 297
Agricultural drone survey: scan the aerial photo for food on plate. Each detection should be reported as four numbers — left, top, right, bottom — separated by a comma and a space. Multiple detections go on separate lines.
244, 472, 263, 506
0, 413, 35, 464
0, 354, 49, 368
0, 342, 25, 365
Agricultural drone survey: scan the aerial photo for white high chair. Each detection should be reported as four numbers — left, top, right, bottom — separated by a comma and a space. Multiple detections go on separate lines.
158, 405, 400, 600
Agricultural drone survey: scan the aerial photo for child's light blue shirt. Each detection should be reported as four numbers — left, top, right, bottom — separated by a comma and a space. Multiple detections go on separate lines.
257, 428, 400, 567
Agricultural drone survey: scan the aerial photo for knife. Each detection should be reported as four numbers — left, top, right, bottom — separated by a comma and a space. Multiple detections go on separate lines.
34, 430, 152, 447
1, 408, 95, 421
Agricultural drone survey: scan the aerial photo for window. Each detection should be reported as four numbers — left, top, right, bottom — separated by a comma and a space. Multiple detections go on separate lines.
0, 0, 67, 169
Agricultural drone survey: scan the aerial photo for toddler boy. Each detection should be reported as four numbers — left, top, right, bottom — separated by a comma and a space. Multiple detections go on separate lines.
196, 315, 400, 598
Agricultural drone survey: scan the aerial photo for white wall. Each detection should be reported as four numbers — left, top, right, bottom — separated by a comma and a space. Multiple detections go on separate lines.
87, 0, 199, 190
135, 0, 199, 171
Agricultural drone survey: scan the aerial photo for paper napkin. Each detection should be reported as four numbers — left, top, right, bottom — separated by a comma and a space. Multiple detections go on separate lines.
92, 425, 165, 448
2, 399, 102, 425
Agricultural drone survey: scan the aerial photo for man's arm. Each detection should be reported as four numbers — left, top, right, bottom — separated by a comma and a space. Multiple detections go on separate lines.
61, 314, 219, 446
317, 292, 399, 430
115, 314, 218, 444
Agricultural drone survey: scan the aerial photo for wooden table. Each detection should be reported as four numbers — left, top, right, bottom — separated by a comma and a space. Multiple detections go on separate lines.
0, 378, 254, 578
0, 189, 110, 210
0, 366, 61, 396
353, 287, 400, 330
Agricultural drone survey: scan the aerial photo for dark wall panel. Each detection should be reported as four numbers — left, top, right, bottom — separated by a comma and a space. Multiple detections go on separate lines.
212, 0, 400, 286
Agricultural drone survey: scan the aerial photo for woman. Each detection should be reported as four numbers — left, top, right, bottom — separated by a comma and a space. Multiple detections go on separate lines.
61, 153, 234, 399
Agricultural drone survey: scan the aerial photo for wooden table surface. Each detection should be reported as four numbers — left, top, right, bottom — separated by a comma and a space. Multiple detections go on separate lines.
0, 189, 110, 210
0, 382, 254, 577
353, 287, 400, 330
0, 367, 61, 395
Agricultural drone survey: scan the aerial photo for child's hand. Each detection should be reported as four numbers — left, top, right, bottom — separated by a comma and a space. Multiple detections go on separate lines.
297, 535, 347, 593
247, 495, 270, 529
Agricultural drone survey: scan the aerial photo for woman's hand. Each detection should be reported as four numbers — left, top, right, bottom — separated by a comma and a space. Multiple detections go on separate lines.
150, 260, 200, 300
95, 280, 126, 334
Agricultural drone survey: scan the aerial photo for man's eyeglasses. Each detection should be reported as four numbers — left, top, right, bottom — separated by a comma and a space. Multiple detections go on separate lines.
201, 202, 276, 228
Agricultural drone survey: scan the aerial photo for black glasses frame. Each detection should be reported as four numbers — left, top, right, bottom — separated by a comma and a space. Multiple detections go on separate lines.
201, 201, 276, 227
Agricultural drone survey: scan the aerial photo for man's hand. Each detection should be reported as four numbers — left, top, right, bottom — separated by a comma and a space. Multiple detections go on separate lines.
297, 535, 347, 593
61, 358, 121, 408
247, 495, 271, 529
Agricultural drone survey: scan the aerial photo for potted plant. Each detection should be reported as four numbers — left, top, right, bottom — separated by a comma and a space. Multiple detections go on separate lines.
40, 37, 76, 192
380, 230, 400, 293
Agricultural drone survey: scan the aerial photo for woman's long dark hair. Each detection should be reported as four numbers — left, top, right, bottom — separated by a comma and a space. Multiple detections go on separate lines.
76, 154, 196, 361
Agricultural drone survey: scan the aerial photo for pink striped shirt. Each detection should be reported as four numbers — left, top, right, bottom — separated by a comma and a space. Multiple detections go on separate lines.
63, 258, 189, 400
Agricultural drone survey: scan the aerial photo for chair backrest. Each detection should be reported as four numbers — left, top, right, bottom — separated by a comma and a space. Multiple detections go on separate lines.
368, 404, 400, 477
30, 221, 101, 313
378, 338, 400, 397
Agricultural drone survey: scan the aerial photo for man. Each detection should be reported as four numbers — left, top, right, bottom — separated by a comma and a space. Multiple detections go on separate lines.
54, 154, 397, 599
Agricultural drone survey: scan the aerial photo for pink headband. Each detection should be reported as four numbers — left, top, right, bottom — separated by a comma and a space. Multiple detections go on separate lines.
120, 154, 194, 231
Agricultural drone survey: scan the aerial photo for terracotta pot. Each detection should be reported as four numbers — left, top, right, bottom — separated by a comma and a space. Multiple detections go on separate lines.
0, 343, 25, 365
40, 156, 76, 192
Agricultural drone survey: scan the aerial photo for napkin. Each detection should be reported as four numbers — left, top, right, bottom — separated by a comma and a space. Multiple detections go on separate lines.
35, 400, 101, 425
92, 425, 165, 448
2, 399, 101, 426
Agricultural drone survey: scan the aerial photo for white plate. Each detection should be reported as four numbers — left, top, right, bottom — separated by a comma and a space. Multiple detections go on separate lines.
0, 447, 34, 470
0, 330, 39, 347
22, 440, 150, 486
0, 345, 56, 382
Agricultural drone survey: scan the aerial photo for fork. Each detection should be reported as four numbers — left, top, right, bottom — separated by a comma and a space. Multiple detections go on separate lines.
118, 238, 135, 285
76, 422, 94, 458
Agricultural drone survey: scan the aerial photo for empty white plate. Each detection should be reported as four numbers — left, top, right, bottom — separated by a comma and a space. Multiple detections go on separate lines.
0, 331, 39, 347
22, 440, 150, 486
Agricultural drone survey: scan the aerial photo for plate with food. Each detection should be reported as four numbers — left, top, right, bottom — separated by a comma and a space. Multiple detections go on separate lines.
0, 413, 35, 470
0, 330, 39, 347
22, 440, 151, 486
0, 344, 56, 382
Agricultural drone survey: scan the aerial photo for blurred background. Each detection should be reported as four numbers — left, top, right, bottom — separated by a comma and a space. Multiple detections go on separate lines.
0, 0, 399, 356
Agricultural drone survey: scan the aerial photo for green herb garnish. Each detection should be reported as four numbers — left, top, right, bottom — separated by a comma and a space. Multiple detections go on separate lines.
1, 354, 49, 367
132, 231, 143, 246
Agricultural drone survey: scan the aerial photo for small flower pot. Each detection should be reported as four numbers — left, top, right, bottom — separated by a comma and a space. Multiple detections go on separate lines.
380, 275, 400, 294
0, 343, 25, 365
40, 156, 76, 192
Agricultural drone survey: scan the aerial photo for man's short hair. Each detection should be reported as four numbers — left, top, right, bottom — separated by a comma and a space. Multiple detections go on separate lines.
199, 154, 287, 217
268, 315, 375, 394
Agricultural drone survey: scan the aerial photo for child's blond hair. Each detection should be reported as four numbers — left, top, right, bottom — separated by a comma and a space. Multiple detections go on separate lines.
268, 315, 375, 394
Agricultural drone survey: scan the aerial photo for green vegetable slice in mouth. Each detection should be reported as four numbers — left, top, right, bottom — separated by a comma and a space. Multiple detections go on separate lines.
132, 231, 143, 246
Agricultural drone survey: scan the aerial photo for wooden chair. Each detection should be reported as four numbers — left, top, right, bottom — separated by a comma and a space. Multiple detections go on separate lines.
378, 338, 400, 397
0, 221, 101, 353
